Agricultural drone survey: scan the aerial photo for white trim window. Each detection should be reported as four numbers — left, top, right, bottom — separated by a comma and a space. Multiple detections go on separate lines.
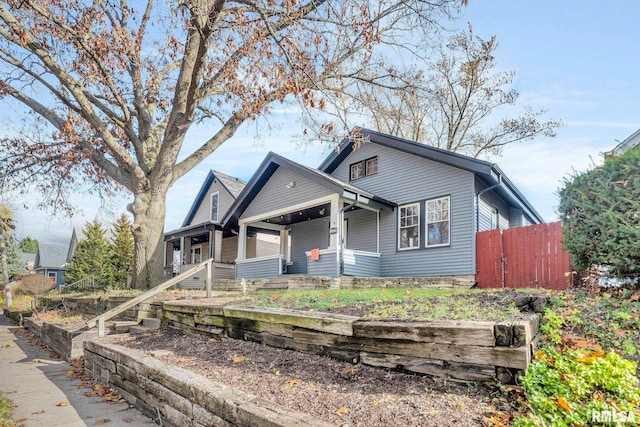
426, 196, 450, 247
211, 191, 220, 222
398, 203, 420, 249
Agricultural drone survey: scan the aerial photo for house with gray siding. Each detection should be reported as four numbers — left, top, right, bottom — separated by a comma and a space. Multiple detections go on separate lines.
222, 128, 543, 281
164, 170, 279, 287
34, 243, 68, 287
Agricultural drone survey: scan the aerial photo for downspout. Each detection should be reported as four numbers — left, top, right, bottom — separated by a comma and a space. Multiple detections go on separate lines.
476, 173, 502, 231
338, 200, 358, 277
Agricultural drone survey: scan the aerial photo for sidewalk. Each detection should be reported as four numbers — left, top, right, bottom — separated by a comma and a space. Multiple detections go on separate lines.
0, 313, 155, 427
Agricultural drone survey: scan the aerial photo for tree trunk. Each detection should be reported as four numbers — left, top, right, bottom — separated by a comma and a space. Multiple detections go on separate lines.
129, 190, 168, 289
0, 214, 11, 307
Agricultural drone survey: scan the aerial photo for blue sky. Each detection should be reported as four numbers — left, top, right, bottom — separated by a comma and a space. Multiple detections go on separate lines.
6, 0, 640, 245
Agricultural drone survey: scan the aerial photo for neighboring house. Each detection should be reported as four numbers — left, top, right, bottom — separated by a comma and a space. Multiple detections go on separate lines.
604, 128, 640, 159
19, 252, 36, 272
222, 128, 543, 280
66, 227, 86, 265
33, 243, 68, 286
163, 170, 279, 287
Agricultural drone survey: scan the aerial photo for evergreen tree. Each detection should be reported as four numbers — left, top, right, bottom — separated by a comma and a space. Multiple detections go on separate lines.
1, 205, 25, 277
558, 147, 640, 282
111, 214, 134, 289
18, 237, 38, 254
65, 219, 114, 288
3, 235, 26, 279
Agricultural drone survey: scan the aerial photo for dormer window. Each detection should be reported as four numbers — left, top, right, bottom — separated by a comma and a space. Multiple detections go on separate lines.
350, 156, 378, 180
211, 191, 219, 222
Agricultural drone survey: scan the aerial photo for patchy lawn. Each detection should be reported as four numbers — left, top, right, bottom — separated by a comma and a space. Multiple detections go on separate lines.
241, 288, 532, 321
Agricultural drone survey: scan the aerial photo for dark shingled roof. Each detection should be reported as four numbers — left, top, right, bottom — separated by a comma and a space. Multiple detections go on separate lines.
212, 170, 246, 198
35, 243, 68, 269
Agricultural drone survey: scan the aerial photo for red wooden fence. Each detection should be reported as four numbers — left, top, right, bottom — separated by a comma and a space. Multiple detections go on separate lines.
476, 221, 573, 289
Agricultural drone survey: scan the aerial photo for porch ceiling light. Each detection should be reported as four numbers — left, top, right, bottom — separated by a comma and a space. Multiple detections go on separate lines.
286, 181, 296, 189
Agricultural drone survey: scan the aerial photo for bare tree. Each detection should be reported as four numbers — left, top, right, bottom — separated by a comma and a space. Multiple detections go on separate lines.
0, 0, 464, 288
334, 25, 561, 158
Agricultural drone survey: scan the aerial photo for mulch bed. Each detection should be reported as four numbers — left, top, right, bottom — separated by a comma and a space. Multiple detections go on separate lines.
107, 329, 516, 426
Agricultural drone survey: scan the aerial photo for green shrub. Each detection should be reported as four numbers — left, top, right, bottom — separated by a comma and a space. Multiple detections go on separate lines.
515, 347, 640, 426
558, 147, 640, 283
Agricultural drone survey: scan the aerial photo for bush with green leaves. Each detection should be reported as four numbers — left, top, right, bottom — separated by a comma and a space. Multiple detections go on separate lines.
515, 347, 640, 426
558, 147, 640, 282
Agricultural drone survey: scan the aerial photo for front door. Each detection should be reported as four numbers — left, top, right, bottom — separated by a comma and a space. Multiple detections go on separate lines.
191, 244, 203, 264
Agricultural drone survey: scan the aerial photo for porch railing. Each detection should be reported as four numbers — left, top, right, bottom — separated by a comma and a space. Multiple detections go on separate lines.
86, 258, 215, 337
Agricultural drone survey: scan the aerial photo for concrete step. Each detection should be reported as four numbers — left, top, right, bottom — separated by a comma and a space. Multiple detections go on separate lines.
128, 325, 156, 334
141, 318, 161, 329
111, 321, 139, 332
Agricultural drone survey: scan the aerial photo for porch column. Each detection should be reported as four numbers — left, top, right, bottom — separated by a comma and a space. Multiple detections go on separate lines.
179, 236, 185, 265
328, 194, 340, 249
237, 221, 247, 261
280, 229, 289, 261
214, 230, 223, 262
208, 229, 214, 260
164, 241, 173, 268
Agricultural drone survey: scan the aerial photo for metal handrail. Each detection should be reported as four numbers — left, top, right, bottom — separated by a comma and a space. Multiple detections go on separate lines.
60, 275, 95, 293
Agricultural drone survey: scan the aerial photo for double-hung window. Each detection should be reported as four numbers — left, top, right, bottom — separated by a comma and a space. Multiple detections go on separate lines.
211, 192, 219, 222
398, 203, 420, 249
426, 196, 450, 247
350, 156, 378, 180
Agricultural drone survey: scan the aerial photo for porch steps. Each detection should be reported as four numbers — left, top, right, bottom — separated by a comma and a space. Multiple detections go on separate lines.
262, 276, 297, 289
111, 318, 162, 335
128, 317, 162, 335
111, 320, 139, 333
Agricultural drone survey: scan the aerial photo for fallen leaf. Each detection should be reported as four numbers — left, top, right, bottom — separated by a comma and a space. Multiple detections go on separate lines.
343, 367, 358, 375
122, 417, 134, 423
285, 379, 302, 387
209, 338, 217, 343
94, 418, 111, 425
630, 292, 640, 302
232, 355, 246, 363
557, 397, 571, 411
66, 370, 75, 377
57, 402, 69, 407
577, 352, 606, 364
334, 407, 349, 416
31, 410, 45, 414
15, 418, 28, 423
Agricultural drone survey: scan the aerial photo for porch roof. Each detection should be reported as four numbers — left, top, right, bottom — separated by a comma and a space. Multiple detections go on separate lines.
164, 221, 218, 242
222, 152, 395, 228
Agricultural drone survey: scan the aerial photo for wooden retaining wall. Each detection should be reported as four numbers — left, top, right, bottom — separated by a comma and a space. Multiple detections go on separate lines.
163, 302, 539, 384
84, 341, 333, 427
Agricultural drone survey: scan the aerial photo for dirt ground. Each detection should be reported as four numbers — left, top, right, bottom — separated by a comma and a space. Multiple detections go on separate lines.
107, 329, 516, 427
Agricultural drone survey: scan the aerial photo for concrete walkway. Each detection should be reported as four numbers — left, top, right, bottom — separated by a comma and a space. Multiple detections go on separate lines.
0, 313, 155, 427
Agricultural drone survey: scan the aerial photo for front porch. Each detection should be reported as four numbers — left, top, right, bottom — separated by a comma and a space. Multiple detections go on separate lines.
164, 224, 237, 287
235, 194, 386, 279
